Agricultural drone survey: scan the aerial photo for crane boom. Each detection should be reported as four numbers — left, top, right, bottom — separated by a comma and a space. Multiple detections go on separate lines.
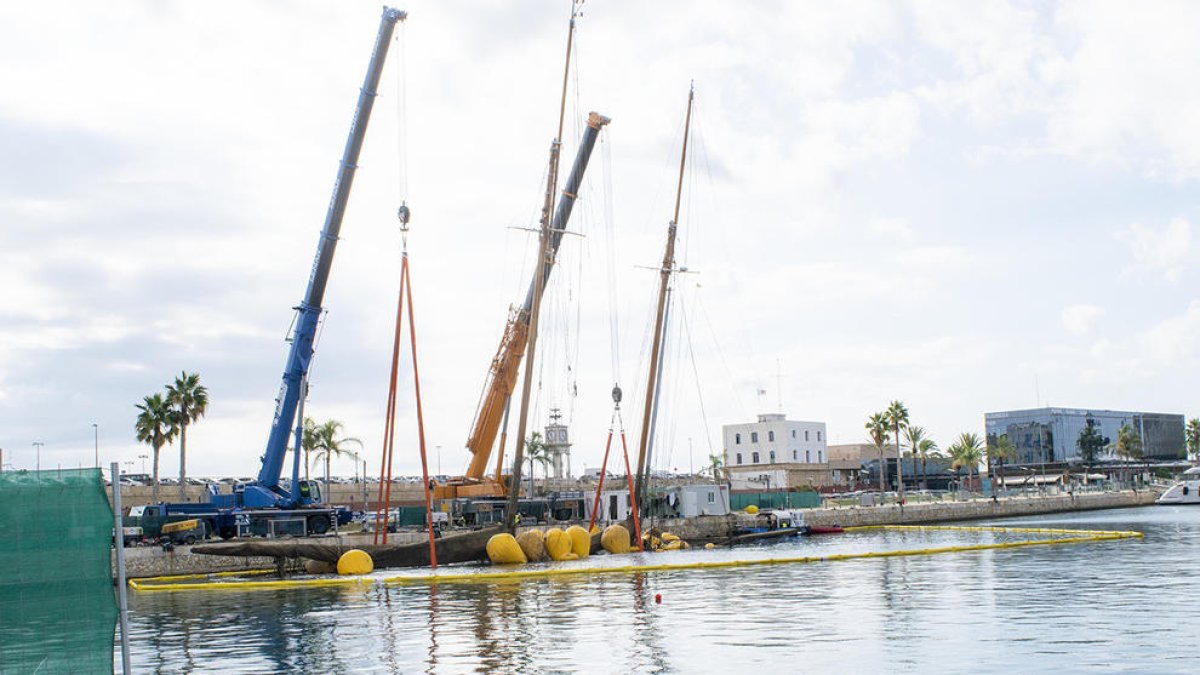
243, 6, 407, 509
459, 112, 610, 487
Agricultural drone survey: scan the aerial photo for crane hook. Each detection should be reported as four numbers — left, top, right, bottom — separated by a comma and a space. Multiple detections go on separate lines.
397, 203, 411, 230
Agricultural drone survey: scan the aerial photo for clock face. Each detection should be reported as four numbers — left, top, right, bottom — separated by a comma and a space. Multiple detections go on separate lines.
559, 430, 568, 442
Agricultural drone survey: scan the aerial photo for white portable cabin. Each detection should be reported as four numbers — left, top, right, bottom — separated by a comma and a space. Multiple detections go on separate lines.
586, 484, 730, 524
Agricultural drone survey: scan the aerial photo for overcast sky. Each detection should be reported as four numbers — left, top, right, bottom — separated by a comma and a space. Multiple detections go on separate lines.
2, 1, 1198, 481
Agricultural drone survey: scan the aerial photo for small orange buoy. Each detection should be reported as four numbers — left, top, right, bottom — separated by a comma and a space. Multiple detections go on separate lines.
655, 593, 662, 604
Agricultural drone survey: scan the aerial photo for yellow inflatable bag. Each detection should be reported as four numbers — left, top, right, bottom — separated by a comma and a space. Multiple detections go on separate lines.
745, 504, 759, 515
544, 528, 573, 561
487, 533, 528, 565
661, 532, 680, 543
516, 530, 548, 562
601, 524, 632, 554
566, 525, 591, 559
337, 549, 374, 575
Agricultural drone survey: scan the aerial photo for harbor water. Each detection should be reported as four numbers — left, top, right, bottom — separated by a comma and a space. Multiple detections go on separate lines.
123, 506, 1199, 673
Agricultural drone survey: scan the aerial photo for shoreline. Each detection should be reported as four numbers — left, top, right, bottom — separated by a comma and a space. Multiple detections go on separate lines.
116, 489, 1160, 579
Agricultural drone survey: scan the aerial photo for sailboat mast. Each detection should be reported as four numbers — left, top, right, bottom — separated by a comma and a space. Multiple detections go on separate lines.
506, 5, 581, 532
634, 84, 694, 514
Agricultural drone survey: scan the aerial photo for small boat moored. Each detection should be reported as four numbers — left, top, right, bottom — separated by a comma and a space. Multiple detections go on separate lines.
1156, 467, 1200, 505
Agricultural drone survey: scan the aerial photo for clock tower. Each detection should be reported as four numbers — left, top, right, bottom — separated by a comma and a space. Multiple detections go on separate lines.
544, 408, 572, 479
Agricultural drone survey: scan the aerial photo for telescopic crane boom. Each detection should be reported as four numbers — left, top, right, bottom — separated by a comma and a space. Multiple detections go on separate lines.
241, 6, 407, 509
441, 112, 609, 498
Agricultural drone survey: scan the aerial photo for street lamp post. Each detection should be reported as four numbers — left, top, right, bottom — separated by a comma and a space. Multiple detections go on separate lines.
138, 454, 148, 476
93, 423, 99, 469
33, 441, 44, 472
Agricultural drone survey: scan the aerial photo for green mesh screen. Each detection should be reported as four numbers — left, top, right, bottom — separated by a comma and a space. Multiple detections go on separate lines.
0, 468, 118, 674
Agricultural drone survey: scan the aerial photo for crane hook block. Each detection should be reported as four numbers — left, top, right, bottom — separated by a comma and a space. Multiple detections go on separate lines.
397, 204, 411, 226
612, 385, 622, 404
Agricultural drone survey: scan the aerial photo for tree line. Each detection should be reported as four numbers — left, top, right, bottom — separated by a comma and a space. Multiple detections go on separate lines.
133, 371, 360, 504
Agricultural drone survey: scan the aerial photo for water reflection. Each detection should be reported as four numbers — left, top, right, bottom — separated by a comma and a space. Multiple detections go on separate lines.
125, 507, 1199, 673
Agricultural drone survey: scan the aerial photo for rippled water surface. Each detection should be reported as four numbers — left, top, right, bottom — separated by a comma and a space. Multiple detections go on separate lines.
123, 506, 1200, 673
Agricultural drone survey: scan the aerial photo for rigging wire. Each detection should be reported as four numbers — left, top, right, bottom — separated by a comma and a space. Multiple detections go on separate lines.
678, 286, 717, 459
393, 21, 408, 204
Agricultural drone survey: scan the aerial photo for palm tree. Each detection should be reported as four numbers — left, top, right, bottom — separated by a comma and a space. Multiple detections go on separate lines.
706, 453, 728, 483
986, 434, 1016, 499
886, 400, 910, 501
524, 431, 550, 496
948, 432, 983, 494
1186, 418, 1200, 463
301, 417, 320, 481
904, 425, 927, 490
309, 419, 362, 504
1112, 424, 1143, 486
166, 371, 208, 502
135, 393, 178, 505
866, 412, 890, 497
915, 438, 938, 490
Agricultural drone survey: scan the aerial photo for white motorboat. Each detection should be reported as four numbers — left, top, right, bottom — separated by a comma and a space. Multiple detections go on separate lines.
1156, 467, 1200, 504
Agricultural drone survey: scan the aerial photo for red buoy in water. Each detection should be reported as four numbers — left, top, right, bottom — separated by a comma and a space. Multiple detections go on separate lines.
655, 593, 662, 604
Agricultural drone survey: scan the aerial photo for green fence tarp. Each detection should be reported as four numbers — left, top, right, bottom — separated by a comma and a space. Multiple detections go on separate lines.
0, 469, 117, 674
730, 491, 821, 510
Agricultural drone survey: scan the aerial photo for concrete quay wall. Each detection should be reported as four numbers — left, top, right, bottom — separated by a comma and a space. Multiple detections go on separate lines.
647, 489, 1157, 540
802, 489, 1158, 528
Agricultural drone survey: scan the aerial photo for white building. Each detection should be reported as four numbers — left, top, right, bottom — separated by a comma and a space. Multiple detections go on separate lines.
587, 484, 730, 523
723, 413, 832, 489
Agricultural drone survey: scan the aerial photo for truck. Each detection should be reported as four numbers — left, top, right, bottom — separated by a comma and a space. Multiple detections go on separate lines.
127, 7, 407, 539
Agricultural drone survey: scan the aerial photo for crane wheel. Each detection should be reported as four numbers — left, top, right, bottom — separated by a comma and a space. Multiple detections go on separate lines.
309, 515, 331, 536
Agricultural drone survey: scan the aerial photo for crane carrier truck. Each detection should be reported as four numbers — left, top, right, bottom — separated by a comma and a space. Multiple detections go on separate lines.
127, 7, 407, 539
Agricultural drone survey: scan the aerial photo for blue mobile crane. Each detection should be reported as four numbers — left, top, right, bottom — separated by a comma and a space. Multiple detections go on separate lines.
135, 7, 407, 540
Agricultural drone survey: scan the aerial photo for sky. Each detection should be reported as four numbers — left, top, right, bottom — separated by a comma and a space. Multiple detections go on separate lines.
2, 0, 1199, 481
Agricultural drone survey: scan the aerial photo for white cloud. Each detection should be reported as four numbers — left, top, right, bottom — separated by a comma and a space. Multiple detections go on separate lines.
1060, 304, 1105, 335
1048, 0, 1200, 180
1116, 217, 1192, 280
869, 217, 914, 240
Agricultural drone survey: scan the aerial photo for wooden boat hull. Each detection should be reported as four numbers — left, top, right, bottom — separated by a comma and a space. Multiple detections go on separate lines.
192, 525, 503, 569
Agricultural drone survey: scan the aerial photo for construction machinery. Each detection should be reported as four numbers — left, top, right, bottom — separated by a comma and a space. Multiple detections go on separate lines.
148, 7, 407, 536
434, 111, 609, 499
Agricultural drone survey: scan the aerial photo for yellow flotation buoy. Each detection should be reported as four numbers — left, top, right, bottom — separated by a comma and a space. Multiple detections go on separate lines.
661, 532, 680, 543
516, 530, 548, 562
745, 504, 759, 515
544, 528, 573, 561
704, 542, 715, 550
336, 549, 374, 575
486, 533, 528, 565
566, 525, 591, 559
601, 524, 632, 554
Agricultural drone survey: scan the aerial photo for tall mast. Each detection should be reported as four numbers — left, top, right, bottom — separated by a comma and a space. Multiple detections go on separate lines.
634, 84, 694, 515
506, 4, 584, 531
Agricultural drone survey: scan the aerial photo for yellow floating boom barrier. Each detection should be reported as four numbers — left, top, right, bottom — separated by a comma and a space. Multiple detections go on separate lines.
128, 526, 1142, 592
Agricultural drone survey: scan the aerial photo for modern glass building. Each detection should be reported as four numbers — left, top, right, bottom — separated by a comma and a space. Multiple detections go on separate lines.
984, 407, 1185, 464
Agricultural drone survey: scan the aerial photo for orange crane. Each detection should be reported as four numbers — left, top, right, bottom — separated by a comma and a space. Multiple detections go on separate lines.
433, 112, 609, 499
